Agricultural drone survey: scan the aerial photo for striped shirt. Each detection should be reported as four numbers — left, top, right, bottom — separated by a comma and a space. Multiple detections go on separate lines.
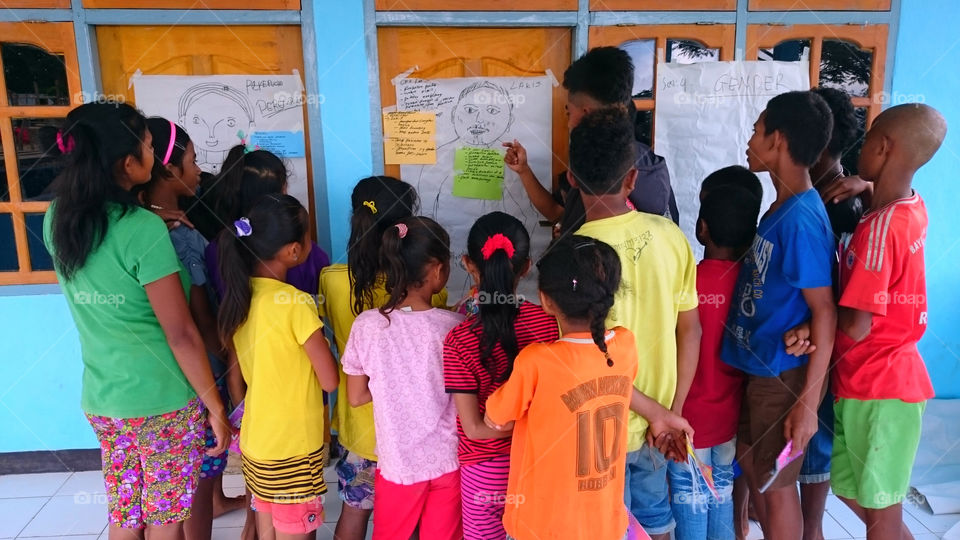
241, 446, 327, 503
443, 301, 559, 464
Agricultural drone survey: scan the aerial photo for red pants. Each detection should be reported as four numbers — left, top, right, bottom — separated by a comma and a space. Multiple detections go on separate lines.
372, 469, 462, 540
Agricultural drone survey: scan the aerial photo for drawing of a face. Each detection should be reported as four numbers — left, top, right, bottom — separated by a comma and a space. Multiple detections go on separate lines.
182, 94, 251, 156
453, 86, 512, 147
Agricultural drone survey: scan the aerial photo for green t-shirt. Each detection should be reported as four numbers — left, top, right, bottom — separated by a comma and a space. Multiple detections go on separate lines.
44, 203, 196, 418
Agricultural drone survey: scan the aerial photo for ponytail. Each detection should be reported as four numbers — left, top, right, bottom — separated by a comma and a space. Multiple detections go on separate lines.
210, 146, 287, 233
379, 216, 450, 317
465, 212, 531, 381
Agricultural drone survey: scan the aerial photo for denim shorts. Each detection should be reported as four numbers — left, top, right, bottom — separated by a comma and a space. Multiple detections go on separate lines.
624, 443, 675, 535
799, 388, 835, 484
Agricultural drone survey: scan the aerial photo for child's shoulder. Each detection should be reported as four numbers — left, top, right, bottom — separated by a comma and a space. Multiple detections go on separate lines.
428, 307, 467, 327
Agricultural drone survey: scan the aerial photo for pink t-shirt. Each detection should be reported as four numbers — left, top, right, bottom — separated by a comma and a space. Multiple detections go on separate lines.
341, 306, 464, 485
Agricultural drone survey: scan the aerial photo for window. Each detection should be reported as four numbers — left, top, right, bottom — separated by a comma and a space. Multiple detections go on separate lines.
749, 0, 889, 9
0, 23, 82, 285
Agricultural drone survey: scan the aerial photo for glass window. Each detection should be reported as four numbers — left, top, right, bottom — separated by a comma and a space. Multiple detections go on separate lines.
618, 39, 655, 99
820, 39, 872, 98
0, 128, 8, 202
1, 43, 70, 107
0, 213, 17, 272
634, 109, 653, 147
13, 118, 65, 202
666, 39, 720, 64
842, 107, 869, 175
759, 39, 811, 62
25, 213, 54, 271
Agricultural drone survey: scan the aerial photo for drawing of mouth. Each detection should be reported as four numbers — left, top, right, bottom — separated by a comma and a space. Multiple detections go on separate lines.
469, 126, 488, 136
205, 139, 219, 148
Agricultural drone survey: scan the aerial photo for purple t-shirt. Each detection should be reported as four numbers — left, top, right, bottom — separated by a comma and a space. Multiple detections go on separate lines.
205, 239, 330, 300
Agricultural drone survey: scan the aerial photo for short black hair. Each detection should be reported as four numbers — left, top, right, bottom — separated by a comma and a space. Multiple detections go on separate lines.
764, 91, 834, 167
569, 107, 638, 195
563, 46, 634, 106
699, 186, 761, 249
812, 87, 858, 158
701, 165, 763, 201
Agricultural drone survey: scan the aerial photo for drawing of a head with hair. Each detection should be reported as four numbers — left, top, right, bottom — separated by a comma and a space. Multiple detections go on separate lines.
452, 81, 515, 147
178, 83, 255, 171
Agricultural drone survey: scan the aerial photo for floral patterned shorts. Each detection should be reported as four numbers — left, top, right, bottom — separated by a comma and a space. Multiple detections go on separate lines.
86, 399, 205, 528
335, 443, 376, 510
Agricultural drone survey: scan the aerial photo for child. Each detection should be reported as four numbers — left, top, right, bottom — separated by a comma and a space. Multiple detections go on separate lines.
504, 46, 675, 233
43, 102, 229, 537
141, 117, 244, 540
204, 146, 331, 299
318, 176, 446, 540
484, 235, 640, 540
569, 107, 700, 540
831, 103, 944, 538
443, 211, 560, 539
341, 217, 464, 540
218, 194, 339, 540
668, 176, 762, 540
722, 91, 837, 540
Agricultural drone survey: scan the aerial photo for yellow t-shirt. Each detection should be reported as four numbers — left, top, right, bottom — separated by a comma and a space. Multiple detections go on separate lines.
576, 211, 698, 451
234, 277, 326, 460
318, 264, 448, 461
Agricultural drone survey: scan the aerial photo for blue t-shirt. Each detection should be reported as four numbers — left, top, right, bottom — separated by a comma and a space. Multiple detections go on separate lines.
722, 189, 834, 377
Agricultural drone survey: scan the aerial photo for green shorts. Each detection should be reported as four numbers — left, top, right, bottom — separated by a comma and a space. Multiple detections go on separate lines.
831, 398, 925, 509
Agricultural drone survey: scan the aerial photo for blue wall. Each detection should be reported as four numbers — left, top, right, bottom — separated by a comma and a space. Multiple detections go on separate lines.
891, 0, 960, 398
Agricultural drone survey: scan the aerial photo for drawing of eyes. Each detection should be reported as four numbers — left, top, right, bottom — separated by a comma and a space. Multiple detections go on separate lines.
226, 117, 237, 128
192, 115, 201, 125
485, 106, 501, 115
462, 105, 479, 115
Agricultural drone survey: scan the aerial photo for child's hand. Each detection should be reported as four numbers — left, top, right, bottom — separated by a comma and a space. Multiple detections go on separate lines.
821, 175, 871, 204
783, 321, 815, 357
207, 408, 232, 456
503, 139, 531, 174
483, 414, 514, 432
784, 400, 817, 458
647, 409, 694, 458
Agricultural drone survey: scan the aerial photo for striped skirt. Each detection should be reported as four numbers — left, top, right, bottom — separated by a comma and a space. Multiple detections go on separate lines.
241, 446, 327, 504
461, 454, 511, 540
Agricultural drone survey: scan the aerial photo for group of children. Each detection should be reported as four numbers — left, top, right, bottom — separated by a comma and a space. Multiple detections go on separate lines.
42, 44, 946, 540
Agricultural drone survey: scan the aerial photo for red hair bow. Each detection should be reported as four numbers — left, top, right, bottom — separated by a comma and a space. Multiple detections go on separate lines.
481, 233, 515, 260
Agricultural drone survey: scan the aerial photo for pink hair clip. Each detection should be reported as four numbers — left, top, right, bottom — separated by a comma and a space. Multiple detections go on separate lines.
394, 223, 408, 239
162, 120, 177, 165
56, 131, 75, 154
481, 233, 515, 260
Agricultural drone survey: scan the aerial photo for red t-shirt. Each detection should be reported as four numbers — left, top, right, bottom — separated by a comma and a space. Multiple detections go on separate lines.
833, 193, 933, 402
443, 301, 559, 464
682, 259, 745, 448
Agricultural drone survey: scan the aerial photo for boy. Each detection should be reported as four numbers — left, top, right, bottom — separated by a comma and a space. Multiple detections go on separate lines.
669, 174, 762, 540
570, 107, 701, 539
831, 103, 945, 539
722, 91, 837, 540
504, 46, 676, 233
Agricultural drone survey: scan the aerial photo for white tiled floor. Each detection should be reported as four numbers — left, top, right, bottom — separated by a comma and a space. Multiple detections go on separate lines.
1, 469, 957, 539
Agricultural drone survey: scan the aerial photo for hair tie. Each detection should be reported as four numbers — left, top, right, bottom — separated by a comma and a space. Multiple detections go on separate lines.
481, 233, 515, 261
162, 120, 177, 165
394, 223, 408, 239
572, 278, 578, 292
363, 200, 378, 214
56, 131, 74, 154
234, 217, 252, 237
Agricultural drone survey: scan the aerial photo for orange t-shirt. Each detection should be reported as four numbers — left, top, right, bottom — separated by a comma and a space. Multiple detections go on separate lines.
485, 327, 638, 540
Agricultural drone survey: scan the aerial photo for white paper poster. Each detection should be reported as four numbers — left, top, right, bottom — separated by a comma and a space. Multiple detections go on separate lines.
654, 61, 810, 259
132, 74, 310, 209
395, 74, 554, 301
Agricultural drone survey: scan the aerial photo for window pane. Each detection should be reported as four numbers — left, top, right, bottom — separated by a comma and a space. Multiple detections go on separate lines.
1, 132, 8, 202
619, 39, 655, 99
634, 108, 653, 147
1, 43, 70, 106
842, 107, 869, 176
820, 39, 872, 98
25, 212, 53, 271
0, 213, 17, 272
13, 118, 66, 201
759, 39, 811, 62
666, 39, 720, 64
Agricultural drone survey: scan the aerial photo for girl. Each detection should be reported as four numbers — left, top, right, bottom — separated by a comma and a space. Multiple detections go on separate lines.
318, 176, 447, 540
483, 235, 639, 540
42, 102, 229, 540
341, 217, 464, 540
442, 211, 559, 539
218, 193, 339, 540
141, 117, 245, 540
204, 146, 330, 299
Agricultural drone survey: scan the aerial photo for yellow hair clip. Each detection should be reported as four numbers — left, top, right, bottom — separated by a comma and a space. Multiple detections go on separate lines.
362, 200, 377, 214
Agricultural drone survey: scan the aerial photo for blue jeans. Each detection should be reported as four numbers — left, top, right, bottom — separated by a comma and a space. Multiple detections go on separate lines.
624, 444, 675, 535
799, 388, 834, 484
667, 438, 736, 540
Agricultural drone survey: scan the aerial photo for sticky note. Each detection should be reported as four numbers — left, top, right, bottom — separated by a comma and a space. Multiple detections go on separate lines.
452, 146, 505, 200
249, 131, 305, 157
383, 111, 437, 164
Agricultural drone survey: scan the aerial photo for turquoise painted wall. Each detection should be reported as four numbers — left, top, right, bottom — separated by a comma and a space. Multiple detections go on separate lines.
891, 0, 960, 398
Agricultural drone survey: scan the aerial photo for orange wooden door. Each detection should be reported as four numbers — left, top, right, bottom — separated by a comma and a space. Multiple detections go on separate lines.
377, 27, 572, 181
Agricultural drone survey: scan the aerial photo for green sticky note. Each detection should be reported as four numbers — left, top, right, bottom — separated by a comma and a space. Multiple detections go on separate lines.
452, 146, 505, 200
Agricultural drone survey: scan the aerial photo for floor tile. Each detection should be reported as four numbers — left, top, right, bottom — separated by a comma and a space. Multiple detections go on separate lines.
19, 495, 107, 538
908, 509, 960, 534
822, 511, 853, 539
827, 495, 866, 538
323, 492, 342, 524
0, 473, 71, 499
212, 508, 247, 529
745, 520, 763, 540
0, 498, 47, 539
211, 528, 242, 540
55, 472, 105, 497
